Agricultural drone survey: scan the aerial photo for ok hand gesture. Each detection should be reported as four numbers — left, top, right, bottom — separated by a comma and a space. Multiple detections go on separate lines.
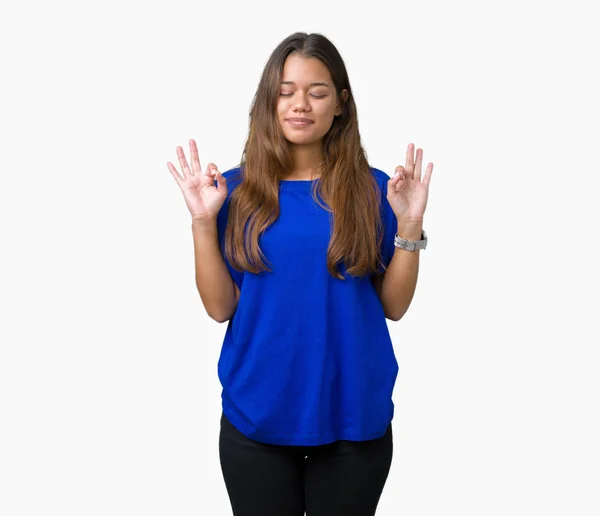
167, 139, 227, 222
387, 143, 434, 223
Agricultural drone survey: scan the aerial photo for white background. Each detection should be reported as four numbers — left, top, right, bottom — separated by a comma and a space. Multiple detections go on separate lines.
1, 0, 599, 514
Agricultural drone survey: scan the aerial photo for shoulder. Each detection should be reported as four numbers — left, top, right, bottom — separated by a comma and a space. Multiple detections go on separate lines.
221, 166, 242, 180
216, 167, 244, 226
369, 166, 392, 194
221, 166, 244, 187
219, 166, 244, 200
369, 166, 391, 181
223, 166, 388, 184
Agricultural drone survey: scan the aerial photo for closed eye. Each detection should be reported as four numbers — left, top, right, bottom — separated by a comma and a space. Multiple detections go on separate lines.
280, 93, 327, 98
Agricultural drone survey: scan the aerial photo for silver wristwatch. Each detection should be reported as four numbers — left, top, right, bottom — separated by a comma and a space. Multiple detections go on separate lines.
394, 230, 428, 251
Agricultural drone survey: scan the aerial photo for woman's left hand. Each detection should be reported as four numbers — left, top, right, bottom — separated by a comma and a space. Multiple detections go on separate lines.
387, 143, 434, 222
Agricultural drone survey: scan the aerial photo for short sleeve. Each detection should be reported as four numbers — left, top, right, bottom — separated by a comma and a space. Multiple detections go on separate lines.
375, 169, 398, 274
216, 168, 245, 289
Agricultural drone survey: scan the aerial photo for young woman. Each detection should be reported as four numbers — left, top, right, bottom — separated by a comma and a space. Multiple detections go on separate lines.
167, 32, 434, 516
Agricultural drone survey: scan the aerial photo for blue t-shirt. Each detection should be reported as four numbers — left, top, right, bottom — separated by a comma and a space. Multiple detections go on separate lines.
215, 166, 399, 446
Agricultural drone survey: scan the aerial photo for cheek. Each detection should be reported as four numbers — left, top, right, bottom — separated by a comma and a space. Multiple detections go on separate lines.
277, 97, 290, 111
315, 100, 336, 116
312, 107, 335, 127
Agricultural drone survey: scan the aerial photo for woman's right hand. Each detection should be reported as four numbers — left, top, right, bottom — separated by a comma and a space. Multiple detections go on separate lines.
167, 139, 228, 222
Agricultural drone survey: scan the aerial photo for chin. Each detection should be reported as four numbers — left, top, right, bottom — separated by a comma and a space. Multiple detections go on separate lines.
283, 131, 324, 146
285, 136, 314, 145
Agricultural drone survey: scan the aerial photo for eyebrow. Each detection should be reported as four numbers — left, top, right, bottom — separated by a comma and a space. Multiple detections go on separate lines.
280, 81, 331, 88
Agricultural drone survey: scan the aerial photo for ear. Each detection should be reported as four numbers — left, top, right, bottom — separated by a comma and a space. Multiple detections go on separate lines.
335, 89, 349, 116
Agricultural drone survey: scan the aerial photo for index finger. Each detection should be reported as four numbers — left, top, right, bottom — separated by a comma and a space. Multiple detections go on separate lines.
405, 143, 415, 179
189, 139, 201, 176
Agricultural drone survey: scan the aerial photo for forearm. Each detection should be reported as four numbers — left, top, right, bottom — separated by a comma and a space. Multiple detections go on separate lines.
380, 219, 423, 321
191, 219, 238, 323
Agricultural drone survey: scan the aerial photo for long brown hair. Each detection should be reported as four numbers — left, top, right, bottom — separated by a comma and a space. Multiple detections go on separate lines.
224, 32, 385, 280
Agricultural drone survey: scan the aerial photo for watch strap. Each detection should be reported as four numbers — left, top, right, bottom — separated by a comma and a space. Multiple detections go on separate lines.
394, 229, 427, 251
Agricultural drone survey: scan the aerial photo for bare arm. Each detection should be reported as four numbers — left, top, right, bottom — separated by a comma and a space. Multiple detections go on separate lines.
378, 220, 422, 321
192, 218, 239, 323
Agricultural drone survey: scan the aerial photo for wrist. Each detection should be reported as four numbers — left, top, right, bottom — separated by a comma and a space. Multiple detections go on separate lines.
396, 219, 423, 240
191, 217, 217, 231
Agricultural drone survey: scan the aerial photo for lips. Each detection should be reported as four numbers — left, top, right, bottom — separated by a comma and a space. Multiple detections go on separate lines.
286, 118, 313, 126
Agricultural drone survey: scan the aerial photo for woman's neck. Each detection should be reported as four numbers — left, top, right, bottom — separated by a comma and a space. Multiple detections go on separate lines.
285, 142, 323, 180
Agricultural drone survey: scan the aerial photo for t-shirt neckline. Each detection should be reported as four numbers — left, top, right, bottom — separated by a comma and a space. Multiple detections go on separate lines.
279, 178, 320, 187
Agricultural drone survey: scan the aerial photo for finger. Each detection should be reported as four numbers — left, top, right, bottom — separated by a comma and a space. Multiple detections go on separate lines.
166, 161, 183, 184
205, 162, 220, 187
414, 148, 423, 182
389, 167, 404, 193
189, 139, 201, 176
205, 162, 218, 178
215, 168, 228, 191
176, 146, 192, 179
405, 143, 415, 180
423, 162, 434, 187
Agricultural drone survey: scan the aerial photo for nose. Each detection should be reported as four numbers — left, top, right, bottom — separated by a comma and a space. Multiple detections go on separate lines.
292, 93, 311, 113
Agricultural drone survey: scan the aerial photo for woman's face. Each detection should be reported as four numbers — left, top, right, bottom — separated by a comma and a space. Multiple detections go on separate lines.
277, 53, 347, 145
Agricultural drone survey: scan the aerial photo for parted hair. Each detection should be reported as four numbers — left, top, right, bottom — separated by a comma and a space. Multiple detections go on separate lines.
224, 32, 385, 280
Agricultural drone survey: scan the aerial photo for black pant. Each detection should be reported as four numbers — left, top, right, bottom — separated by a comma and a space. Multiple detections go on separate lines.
219, 411, 393, 516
